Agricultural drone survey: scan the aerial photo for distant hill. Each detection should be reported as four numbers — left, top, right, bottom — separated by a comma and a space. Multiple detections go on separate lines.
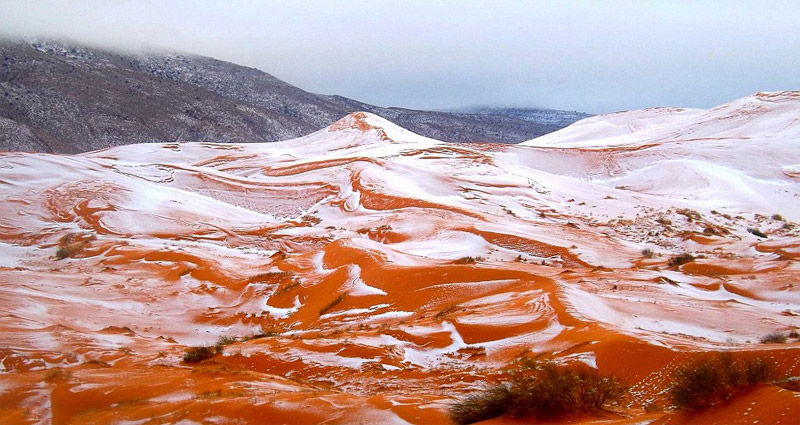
458, 106, 591, 128
0, 39, 588, 153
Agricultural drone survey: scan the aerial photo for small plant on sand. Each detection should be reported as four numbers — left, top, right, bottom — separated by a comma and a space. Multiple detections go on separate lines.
435, 304, 460, 319
759, 331, 787, 344
216, 335, 238, 347
668, 253, 695, 268
641, 248, 655, 258
454, 256, 485, 264
54, 232, 95, 259
670, 354, 775, 411
319, 293, 346, 316
449, 386, 513, 425
656, 217, 672, 226
747, 228, 767, 238
449, 362, 625, 425
44, 368, 72, 382
55, 243, 83, 259
183, 345, 223, 363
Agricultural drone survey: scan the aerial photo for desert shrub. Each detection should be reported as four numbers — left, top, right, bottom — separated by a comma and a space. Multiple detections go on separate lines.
247, 328, 281, 340
676, 209, 702, 222
44, 368, 72, 382
641, 248, 655, 258
449, 385, 512, 425
183, 345, 221, 363
760, 331, 787, 344
657, 217, 672, 226
668, 253, 695, 267
436, 304, 460, 319
670, 354, 775, 411
319, 293, 346, 316
747, 228, 767, 238
55, 243, 82, 259
508, 363, 624, 417
454, 256, 484, 264
449, 362, 624, 424
216, 335, 238, 347
772, 214, 784, 221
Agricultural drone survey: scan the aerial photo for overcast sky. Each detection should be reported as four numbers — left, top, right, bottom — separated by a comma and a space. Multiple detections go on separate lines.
1, 0, 798, 113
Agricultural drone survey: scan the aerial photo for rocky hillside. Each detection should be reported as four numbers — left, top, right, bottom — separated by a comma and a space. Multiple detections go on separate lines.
0, 39, 585, 153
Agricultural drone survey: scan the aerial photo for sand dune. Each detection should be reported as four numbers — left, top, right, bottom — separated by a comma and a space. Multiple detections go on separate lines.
1, 94, 798, 424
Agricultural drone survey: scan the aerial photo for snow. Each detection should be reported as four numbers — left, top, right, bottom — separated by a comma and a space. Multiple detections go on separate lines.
346, 265, 387, 296
0, 91, 799, 406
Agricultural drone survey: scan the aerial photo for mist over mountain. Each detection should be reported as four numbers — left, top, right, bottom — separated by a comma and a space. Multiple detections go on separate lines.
0, 39, 588, 153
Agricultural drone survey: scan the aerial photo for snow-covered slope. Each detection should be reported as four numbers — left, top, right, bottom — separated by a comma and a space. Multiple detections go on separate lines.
0, 96, 798, 424
522, 91, 800, 148
517, 91, 800, 222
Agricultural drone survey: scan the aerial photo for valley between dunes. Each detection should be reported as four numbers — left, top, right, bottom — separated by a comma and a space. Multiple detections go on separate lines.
1, 91, 799, 424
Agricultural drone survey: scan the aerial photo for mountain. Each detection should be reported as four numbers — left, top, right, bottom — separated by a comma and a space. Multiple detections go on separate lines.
0, 39, 586, 153
456, 106, 592, 128
0, 93, 798, 424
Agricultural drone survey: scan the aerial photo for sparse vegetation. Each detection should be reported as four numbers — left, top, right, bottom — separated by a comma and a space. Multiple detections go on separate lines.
759, 331, 787, 344
449, 362, 625, 425
670, 354, 775, 411
656, 217, 672, 226
668, 253, 695, 268
436, 304, 460, 319
450, 386, 512, 425
676, 208, 702, 222
55, 243, 82, 259
772, 214, 784, 221
747, 228, 767, 238
454, 256, 484, 264
183, 345, 223, 363
44, 368, 72, 382
54, 232, 95, 259
216, 335, 238, 347
641, 248, 655, 258
319, 293, 346, 316
245, 325, 282, 340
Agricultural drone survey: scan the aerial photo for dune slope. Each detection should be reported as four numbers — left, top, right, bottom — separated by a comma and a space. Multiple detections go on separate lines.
1, 94, 799, 424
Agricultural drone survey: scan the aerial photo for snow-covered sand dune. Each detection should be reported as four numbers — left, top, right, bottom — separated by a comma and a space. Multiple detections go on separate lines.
0, 94, 798, 424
